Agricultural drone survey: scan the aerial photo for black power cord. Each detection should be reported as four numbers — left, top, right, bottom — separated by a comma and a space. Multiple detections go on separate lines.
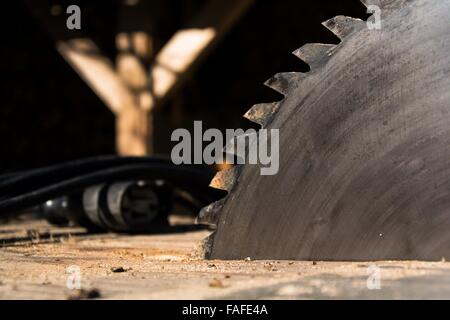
0, 156, 225, 232
0, 155, 173, 197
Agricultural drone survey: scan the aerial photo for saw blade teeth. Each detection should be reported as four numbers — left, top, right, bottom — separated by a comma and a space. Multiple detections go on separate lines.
244, 102, 281, 126
293, 43, 337, 69
322, 16, 365, 40
196, 198, 226, 226
264, 72, 304, 95
209, 166, 239, 192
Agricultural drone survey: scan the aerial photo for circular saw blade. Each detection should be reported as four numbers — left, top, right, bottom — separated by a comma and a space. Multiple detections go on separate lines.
202, 0, 450, 260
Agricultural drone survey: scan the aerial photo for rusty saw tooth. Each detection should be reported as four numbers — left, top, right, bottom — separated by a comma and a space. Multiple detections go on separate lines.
322, 16, 365, 40
196, 198, 226, 226
264, 72, 305, 95
244, 102, 281, 127
209, 166, 240, 192
293, 43, 337, 69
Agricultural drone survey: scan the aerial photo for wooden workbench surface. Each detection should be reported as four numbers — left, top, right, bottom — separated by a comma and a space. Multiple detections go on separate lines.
1, 219, 450, 299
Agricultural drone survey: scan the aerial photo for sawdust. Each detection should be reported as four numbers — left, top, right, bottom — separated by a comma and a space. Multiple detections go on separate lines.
209, 278, 227, 288
2, 222, 450, 299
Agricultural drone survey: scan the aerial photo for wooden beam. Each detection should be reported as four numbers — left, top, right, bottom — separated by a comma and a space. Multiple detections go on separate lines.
34, 0, 254, 156
58, 39, 151, 155
116, 104, 152, 155
147, 0, 255, 110
111, 0, 255, 155
56, 39, 133, 115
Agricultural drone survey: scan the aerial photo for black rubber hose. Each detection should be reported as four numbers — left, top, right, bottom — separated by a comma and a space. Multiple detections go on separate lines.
0, 155, 174, 197
0, 171, 23, 181
0, 163, 224, 218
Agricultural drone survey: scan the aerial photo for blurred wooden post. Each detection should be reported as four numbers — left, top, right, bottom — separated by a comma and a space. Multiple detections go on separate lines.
56, 38, 148, 155
34, 0, 254, 155
114, 0, 254, 155
115, 0, 156, 155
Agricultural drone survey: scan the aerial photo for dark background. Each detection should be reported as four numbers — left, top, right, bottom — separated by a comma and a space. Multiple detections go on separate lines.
0, 0, 368, 171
